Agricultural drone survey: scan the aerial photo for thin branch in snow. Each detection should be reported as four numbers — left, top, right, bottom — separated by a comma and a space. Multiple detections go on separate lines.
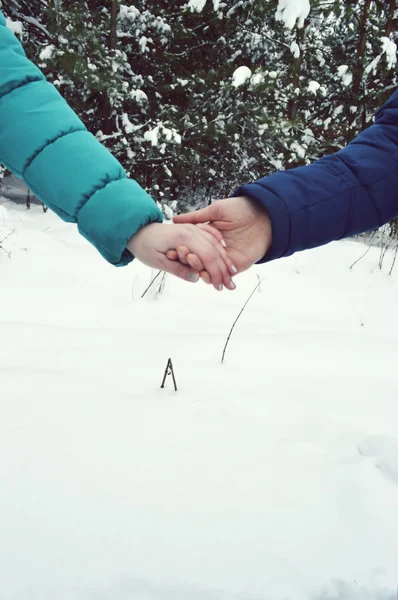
10, 10, 54, 41
350, 232, 376, 270
0, 229, 15, 258
389, 244, 398, 275
141, 271, 163, 298
222, 279, 262, 363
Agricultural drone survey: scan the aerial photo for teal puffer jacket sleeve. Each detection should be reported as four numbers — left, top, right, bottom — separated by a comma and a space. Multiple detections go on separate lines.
0, 12, 162, 266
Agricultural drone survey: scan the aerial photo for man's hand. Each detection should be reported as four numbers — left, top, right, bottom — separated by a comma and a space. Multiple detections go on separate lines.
169, 196, 272, 282
127, 222, 237, 291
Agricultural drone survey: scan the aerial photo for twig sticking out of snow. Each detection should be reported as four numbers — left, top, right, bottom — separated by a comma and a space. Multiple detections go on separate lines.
160, 358, 177, 391
349, 233, 376, 270
389, 245, 398, 275
221, 279, 262, 363
141, 270, 163, 298
0, 229, 15, 258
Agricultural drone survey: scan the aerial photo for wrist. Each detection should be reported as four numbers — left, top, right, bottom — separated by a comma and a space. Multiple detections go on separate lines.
126, 222, 158, 256
242, 196, 272, 261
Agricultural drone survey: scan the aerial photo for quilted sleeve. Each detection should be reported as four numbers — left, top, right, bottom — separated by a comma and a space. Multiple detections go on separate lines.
234, 88, 398, 263
0, 12, 162, 266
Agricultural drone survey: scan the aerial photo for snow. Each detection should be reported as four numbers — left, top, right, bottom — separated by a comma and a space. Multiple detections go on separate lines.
6, 16, 23, 37
187, 0, 207, 12
381, 37, 397, 69
231, 66, 252, 88
276, 0, 311, 29
162, 203, 174, 220
290, 141, 306, 158
332, 105, 344, 120
251, 73, 265, 86
130, 89, 148, 103
290, 41, 300, 58
365, 55, 382, 77
337, 65, 353, 87
119, 5, 140, 23
144, 124, 182, 148
307, 80, 320, 94
188, 0, 222, 12
2, 200, 398, 599
39, 45, 56, 62
139, 35, 150, 53
121, 113, 137, 134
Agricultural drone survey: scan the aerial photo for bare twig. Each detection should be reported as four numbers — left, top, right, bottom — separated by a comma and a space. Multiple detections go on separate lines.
349, 234, 375, 270
389, 244, 398, 275
0, 229, 15, 257
141, 270, 162, 298
160, 358, 177, 391
221, 279, 262, 363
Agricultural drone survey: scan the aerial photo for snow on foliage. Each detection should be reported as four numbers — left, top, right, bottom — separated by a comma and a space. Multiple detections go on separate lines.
290, 141, 306, 158
144, 124, 182, 149
381, 37, 397, 69
39, 45, 56, 62
232, 66, 252, 88
276, 0, 310, 29
337, 65, 353, 87
251, 72, 265, 86
290, 41, 300, 58
130, 89, 148, 103
187, 0, 207, 12
307, 80, 320, 94
122, 113, 138, 134
118, 5, 140, 23
5, 16, 23, 36
12, 0, 397, 210
187, 0, 220, 12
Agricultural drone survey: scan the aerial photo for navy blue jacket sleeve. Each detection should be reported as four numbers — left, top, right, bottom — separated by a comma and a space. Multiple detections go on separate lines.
234, 88, 398, 262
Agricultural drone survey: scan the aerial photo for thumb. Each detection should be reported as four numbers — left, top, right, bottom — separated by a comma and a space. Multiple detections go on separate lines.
173, 204, 218, 225
161, 256, 200, 283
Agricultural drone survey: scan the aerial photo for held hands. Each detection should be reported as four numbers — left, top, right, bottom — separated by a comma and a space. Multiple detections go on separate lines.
169, 196, 272, 283
127, 196, 272, 290
127, 222, 237, 291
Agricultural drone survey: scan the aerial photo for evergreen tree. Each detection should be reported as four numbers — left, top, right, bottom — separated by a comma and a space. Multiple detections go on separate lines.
1, 0, 397, 215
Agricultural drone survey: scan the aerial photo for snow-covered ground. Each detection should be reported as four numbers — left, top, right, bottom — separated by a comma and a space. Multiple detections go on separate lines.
1, 199, 398, 600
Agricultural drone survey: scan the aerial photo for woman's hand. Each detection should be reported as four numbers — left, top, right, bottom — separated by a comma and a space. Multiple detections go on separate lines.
127, 222, 237, 291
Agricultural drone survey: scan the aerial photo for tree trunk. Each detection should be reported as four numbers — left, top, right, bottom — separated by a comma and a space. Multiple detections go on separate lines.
100, 0, 118, 135
288, 27, 304, 121
351, 0, 372, 98
385, 0, 396, 37
109, 0, 118, 53
347, 0, 372, 142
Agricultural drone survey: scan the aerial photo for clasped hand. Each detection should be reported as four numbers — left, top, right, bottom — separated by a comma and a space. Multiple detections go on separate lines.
127, 196, 272, 291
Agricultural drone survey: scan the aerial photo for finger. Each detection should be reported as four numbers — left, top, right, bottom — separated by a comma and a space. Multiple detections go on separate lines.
161, 256, 200, 283
166, 249, 178, 261
194, 229, 237, 290
199, 244, 230, 291
176, 245, 190, 266
196, 223, 226, 247
200, 271, 211, 285
196, 226, 238, 277
186, 253, 204, 272
173, 203, 222, 225
166, 248, 204, 276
